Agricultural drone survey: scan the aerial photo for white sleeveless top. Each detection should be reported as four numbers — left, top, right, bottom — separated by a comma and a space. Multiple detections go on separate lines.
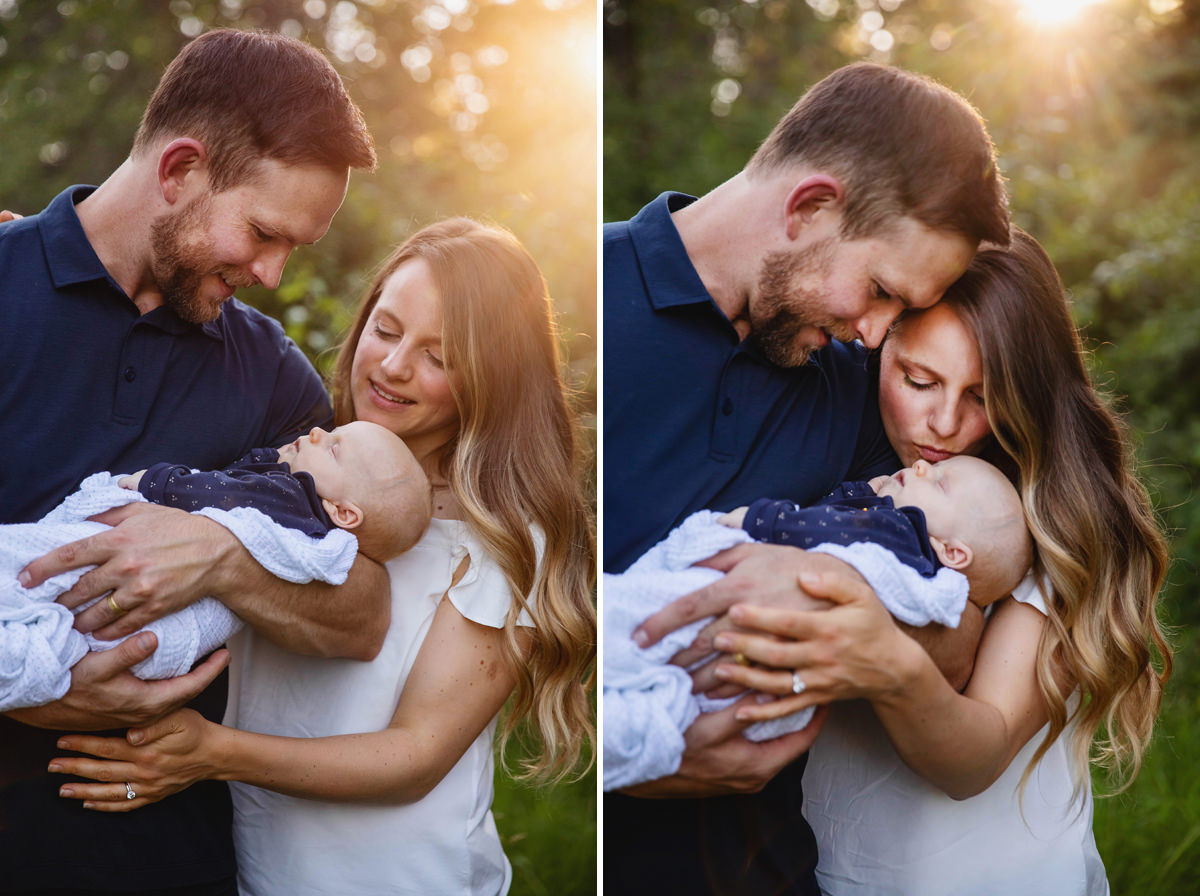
803, 575, 1109, 896
224, 518, 522, 896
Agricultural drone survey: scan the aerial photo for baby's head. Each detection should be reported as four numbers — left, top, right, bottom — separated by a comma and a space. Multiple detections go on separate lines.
869, 455, 1032, 606
277, 421, 433, 563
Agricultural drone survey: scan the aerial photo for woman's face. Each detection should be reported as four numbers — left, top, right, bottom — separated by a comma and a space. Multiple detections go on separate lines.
878, 302, 992, 467
350, 258, 461, 469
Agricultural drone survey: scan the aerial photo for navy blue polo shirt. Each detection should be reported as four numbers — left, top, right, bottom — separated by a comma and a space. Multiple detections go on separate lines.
603, 193, 899, 896
603, 192, 897, 574
0, 186, 333, 890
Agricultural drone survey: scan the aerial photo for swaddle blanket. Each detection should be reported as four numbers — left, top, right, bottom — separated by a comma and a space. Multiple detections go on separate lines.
603, 510, 969, 791
0, 472, 358, 712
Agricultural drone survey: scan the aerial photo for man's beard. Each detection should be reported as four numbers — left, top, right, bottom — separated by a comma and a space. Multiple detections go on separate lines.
748, 236, 852, 368
149, 194, 244, 324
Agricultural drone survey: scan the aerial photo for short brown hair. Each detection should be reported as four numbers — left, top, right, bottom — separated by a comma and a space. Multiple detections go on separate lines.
133, 29, 375, 190
748, 62, 1008, 245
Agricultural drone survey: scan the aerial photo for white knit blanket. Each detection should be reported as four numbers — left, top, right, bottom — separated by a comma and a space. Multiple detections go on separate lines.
0, 472, 358, 712
602, 510, 969, 791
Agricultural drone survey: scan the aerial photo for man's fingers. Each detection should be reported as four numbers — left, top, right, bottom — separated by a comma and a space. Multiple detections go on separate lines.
83, 632, 159, 679
145, 649, 230, 711
692, 543, 755, 573
20, 534, 107, 590
87, 503, 157, 527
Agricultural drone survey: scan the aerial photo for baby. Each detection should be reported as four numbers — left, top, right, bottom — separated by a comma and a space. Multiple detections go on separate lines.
604, 455, 1032, 791
0, 421, 431, 712
724, 455, 1032, 609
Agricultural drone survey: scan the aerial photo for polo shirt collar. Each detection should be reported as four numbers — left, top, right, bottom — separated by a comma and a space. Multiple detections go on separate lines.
38, 185, 224, 341
627, 192, 713, 311
628, 190, 825, 370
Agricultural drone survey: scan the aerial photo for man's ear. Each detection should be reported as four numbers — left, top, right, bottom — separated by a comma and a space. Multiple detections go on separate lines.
322, 498, 364, 531
929, 535, 972, 571
783, 174, 845, 240
158, 138, 208, 205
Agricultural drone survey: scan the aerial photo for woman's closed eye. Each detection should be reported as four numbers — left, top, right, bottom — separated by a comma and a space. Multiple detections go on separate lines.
902, 373, 936, 390
373, 322, 400, 340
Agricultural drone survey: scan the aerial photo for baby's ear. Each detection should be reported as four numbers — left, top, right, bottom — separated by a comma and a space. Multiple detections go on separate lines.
322, 498, 363, 531
929, 535, 972, 571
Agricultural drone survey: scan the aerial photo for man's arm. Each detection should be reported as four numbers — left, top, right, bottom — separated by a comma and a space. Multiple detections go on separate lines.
20, 503, 389, 660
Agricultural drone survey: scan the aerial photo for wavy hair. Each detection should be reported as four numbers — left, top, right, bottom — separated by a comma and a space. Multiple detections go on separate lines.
935, 228, 1171, 794
333, 218, 595, 783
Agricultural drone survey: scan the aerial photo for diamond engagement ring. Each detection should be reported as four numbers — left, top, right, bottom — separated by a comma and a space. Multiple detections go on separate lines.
791, 671, 806, 695
125, 782, 136, 800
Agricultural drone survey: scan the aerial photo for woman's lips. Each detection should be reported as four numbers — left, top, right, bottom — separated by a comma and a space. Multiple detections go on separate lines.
369, 380, 414, 407
917, 444, 954, 463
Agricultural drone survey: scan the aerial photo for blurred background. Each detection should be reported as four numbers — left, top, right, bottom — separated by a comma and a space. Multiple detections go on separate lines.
0, 1, 596, 893
605, 0, 1198, 891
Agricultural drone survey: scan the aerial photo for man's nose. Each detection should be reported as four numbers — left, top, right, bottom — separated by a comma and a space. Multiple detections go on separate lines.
250, 246, 291, 290
853, 304, 903, 349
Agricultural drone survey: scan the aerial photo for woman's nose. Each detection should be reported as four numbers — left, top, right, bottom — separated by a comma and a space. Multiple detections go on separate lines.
928, 399, 960, 438
381, 345, 413, 381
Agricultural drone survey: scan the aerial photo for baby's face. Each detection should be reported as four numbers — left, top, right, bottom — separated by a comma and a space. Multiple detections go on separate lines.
868, 455, 997, 539
277, 421, 399, 502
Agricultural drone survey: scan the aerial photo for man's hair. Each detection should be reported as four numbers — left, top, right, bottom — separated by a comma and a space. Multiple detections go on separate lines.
747, 62, 1008, 245
133, 28, 376, 191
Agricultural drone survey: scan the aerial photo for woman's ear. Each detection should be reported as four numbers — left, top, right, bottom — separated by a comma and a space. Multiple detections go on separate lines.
929, 535, 972, 571
782, 174, 845, 240
157, 138, 208, 205
322, 498, 364, 531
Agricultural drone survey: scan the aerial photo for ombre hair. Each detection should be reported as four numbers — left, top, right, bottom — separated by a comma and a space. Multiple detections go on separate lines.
906, 228, 1171, 795
333, 218, 595, 783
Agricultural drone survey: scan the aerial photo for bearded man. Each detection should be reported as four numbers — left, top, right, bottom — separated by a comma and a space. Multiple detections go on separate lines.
0, 28, 381, 895
602, 62, 1009, 895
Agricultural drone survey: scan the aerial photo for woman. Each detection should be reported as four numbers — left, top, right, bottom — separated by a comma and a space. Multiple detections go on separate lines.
49, 218, 596, 895
711, 230, 1170, 894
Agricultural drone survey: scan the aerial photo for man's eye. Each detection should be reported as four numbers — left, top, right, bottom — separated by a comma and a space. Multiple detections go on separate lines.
252, 226, 270, 242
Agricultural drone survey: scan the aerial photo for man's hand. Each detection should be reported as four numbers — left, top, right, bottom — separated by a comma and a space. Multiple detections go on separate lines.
19, 503, 238, 640
7, 633, 229, 731
632, 543, 852, 667
621, 696, 828, 798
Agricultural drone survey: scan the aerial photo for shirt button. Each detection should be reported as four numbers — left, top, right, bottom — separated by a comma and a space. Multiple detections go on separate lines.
722, 397, 733, 416
124, 366, 137, 382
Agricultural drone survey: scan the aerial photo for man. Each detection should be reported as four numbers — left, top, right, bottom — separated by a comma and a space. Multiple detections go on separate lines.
0, 29, 379, 894
604, 63, 1009, 894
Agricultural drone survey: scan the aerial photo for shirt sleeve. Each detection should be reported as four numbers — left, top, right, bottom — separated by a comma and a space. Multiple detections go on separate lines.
446, 527, 540, 629
1009, 569, 1049, 616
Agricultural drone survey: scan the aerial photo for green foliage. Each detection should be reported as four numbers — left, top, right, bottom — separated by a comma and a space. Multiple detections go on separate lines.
605, 0, 1200, 890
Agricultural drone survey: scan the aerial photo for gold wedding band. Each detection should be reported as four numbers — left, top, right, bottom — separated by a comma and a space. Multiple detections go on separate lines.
733, 652, 750, 667
106, 594, 126, 616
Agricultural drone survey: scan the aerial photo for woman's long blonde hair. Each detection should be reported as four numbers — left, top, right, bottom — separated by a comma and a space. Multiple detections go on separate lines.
333, 218, 595, 783
938, 228, 1171, 793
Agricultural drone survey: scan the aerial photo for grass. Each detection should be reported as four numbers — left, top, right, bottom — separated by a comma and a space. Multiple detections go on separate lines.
1092, 620, 1200, 893
493, 763, 597, 895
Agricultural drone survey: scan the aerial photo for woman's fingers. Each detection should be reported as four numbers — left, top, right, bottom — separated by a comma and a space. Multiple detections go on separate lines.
735, 693, 821, 724
48, 755, 137, 783
54, 732, 135, 760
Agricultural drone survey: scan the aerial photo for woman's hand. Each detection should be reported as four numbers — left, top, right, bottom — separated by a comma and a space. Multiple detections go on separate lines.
705, 569, 926, 723
49, 708, 218, 811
